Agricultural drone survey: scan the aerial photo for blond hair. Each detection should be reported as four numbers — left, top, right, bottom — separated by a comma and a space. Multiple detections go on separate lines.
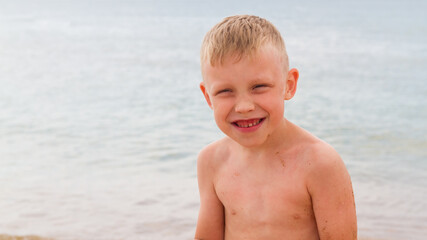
201, 15, 288, 69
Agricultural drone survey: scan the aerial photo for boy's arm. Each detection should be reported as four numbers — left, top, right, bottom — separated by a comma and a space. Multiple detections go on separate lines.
194, 147, 224, 240
307, 145, 357, 240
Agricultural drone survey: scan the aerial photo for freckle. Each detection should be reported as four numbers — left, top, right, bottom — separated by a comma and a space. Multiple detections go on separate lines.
234, 171, 240, 177
292, 214, 300, 220
231, 209, 237, 215
275, 151, 279, 155
281, 159, 286, 168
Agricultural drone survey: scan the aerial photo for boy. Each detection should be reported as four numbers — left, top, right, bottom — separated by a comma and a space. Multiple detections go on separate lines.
195, 15, 357, 240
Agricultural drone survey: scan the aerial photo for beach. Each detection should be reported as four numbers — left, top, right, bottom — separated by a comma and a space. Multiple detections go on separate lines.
0, 0, 425, 239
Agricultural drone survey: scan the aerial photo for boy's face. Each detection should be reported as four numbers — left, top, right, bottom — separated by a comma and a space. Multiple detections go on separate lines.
200, 45, 299, 148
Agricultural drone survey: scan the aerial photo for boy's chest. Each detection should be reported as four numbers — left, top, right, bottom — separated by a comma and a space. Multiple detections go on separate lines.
214, 162, 314, 228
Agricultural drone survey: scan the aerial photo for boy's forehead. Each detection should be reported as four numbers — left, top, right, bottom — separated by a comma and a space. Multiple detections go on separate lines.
202, 46, 287, 85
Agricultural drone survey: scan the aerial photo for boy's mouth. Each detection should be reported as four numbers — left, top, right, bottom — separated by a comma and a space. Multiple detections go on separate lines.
232, 118, 265, 128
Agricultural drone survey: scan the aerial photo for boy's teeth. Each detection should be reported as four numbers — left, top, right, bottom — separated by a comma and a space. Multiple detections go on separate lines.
235, 119, 262, 128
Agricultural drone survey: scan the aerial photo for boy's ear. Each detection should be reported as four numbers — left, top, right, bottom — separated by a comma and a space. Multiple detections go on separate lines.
200, 82, 213, 109
285, 68, 299, 100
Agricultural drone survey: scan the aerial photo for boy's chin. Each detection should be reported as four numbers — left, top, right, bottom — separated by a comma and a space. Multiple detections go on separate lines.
228, 135, 268, 149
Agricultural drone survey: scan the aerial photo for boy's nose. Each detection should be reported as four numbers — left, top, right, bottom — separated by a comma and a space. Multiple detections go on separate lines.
235, 96, 255, 113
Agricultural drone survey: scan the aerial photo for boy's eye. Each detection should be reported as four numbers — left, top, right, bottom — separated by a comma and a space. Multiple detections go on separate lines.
253, 84, 268, 90
254, 84, 267, 88
215, 89, 231, 95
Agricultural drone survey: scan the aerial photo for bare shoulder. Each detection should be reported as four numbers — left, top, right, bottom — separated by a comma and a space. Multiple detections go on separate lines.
291, 125, 345, 177
289, 124, 351, 191
306, 137, 343, 172
198, 137, 230, 160
296, 129, 357, 239
306, 139, 347, 180
197, 137, 232, 175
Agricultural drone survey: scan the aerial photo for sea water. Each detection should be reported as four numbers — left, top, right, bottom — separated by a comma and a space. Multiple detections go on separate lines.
0, 0, 426, 239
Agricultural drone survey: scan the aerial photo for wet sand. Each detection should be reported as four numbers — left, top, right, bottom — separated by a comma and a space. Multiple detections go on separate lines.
0, 235, 54, 240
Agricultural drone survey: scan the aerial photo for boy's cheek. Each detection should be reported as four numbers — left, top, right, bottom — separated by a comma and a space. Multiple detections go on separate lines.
211, 104, 224, 115
210, 98, 223, 110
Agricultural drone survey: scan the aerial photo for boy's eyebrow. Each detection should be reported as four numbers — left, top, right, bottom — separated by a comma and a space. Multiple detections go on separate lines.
208, 81, 231, 91
249, 76, 273, 84
210, 76, 273, 88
